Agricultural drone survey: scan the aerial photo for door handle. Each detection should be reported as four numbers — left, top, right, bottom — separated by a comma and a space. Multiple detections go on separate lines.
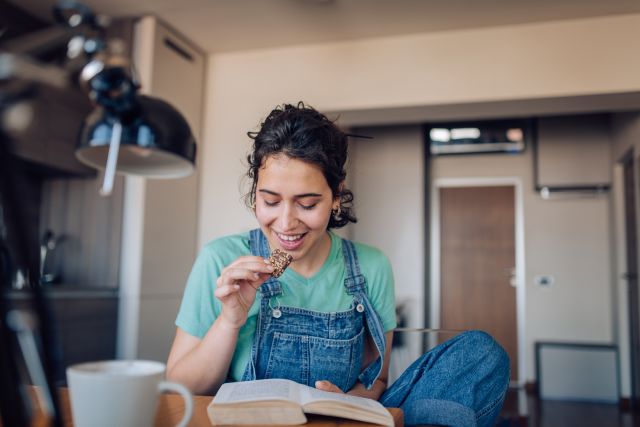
504, 267, 517, 287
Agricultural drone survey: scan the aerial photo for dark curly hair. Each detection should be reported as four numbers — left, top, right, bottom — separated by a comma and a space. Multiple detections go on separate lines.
245, 102, 356, 229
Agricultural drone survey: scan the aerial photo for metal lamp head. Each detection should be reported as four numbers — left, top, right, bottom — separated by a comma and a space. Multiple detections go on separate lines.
75, 95, 196, 178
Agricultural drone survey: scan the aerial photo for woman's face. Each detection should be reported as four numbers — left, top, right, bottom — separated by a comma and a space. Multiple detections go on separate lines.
255, 154, 337, 268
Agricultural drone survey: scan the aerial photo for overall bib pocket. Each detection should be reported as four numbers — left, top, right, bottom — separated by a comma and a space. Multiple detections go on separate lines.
264, 327, 365, 391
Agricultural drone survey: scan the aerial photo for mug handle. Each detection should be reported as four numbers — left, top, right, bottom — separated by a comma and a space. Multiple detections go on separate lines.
158, 381, 194, 427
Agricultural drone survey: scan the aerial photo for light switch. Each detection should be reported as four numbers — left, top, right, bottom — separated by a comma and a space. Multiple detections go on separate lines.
534, 275, 555, 287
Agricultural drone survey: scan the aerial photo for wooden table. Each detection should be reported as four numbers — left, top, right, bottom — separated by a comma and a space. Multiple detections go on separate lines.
28, 388, 403, 427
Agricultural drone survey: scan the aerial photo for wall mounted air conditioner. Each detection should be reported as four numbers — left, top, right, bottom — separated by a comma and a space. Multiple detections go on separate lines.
426, 119, 531, 156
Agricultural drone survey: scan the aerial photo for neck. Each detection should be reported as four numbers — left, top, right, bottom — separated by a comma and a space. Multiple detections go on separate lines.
290, 231, 332, 278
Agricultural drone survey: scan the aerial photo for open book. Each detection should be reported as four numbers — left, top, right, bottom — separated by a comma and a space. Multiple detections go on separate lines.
207, 379, 394, 426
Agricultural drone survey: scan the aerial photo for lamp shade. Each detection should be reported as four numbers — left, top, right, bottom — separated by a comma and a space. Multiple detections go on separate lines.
75, 95, 196, 178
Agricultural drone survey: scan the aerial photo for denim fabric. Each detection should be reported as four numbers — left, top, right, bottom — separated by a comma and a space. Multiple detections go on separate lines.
381, 330, 510, 427
242, 230, 510, 426
241, 229, 385, 390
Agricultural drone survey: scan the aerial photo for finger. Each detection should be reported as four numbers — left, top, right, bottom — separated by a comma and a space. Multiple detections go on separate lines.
220, 267, 262, 285
234, 260, 274, 275
248, 272, 273, 290
214, 283, 240, 299
314, 380, 343, 394
228, 256, 275, 272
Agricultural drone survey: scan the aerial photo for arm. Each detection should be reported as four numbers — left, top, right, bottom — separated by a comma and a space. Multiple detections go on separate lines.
166, 256, 273, 395
347, 331, 394, 399
315, 331, 394, 400
166, 323, 239, 395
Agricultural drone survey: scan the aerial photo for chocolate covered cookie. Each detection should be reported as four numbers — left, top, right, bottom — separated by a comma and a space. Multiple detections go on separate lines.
268, 249, 293, 278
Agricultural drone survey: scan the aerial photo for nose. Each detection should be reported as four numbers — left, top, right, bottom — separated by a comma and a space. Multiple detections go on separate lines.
278, 203, 298, 231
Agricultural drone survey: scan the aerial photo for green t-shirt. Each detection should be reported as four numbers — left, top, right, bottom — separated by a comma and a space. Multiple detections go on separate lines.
175, 231, 397, 382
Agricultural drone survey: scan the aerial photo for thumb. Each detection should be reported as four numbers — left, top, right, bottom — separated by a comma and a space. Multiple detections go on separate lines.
315, 380, 343, 393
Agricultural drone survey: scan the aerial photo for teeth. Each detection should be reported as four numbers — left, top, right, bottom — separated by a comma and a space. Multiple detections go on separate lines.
277, 233, 303, 241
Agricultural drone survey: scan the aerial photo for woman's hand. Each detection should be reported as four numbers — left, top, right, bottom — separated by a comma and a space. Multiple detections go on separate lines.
315, 380, 345, 394
215, 256, 273, 329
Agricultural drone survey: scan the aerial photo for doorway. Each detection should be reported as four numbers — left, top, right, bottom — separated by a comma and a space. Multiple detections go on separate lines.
431, 178, 525, 384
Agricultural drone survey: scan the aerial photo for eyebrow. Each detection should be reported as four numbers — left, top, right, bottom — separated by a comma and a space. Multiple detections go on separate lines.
258, 189, 323, 198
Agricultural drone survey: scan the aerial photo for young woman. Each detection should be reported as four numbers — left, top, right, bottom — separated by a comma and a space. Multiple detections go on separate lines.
167, 103, 510, 427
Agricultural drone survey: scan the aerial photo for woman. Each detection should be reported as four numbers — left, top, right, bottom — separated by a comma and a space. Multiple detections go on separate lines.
167, 102, 509, 427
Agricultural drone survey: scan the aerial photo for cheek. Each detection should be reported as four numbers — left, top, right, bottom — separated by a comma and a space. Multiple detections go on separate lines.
255, 209, 276, 227
305, 209, 332, 230
255, 208, 331, 230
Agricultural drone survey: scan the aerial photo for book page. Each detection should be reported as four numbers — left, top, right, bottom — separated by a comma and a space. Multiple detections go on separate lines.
213, 379, 300, 405
299, 386, 388, 414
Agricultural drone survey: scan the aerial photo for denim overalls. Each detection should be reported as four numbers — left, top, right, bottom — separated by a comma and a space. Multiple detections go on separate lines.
238, 229, 511, 427
241, 229, 386, 391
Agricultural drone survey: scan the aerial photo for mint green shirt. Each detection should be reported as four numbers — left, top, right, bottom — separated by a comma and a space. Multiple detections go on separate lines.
176, 231, 397, 382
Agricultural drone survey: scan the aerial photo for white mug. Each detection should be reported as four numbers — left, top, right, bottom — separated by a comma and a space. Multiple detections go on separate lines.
67, 360, 193, 427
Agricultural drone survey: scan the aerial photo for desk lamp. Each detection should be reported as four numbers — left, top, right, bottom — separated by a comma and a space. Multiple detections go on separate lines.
0, 1, 197, 425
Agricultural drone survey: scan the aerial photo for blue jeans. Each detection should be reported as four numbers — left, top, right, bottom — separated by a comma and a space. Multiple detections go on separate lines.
381, 330, 510, 427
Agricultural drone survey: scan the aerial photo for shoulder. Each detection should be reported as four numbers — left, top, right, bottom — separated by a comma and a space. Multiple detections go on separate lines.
198, 231, 252, 267
352, 240, 388, 263
203, 231, 251, 253
333, 234, 392, 276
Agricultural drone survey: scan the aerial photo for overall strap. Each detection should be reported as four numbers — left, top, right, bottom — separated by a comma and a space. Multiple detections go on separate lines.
341, 238, 366, 295
340, 239, 387, 389
242, 229, 284, 381
249, 229, 282, 298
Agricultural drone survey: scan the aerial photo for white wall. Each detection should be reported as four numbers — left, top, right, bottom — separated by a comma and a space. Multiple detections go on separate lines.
434, 149, 613, 380
199, 13, 640, 247
343, 123, 614, 386
197, 14, 640, 388
345, 126, 425, 376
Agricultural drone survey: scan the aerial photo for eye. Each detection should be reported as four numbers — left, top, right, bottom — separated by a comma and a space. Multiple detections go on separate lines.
263, 200, 279, 207
299, 203, 317, 211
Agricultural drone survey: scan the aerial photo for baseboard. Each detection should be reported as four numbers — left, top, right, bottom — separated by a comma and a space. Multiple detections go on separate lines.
528, 380, 637, 409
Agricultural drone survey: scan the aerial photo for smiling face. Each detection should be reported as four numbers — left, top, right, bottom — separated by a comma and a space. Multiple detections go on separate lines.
255, 154, 338, 275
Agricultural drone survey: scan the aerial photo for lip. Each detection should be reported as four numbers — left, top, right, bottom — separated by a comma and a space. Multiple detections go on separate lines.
273, 231, 306, 251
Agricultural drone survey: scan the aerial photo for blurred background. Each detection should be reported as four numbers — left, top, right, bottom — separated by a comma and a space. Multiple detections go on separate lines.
2, 0, 640, 425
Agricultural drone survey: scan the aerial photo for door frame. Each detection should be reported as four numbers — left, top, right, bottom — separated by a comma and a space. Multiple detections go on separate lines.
430, 177, 526, 386
618, 149, 640, 407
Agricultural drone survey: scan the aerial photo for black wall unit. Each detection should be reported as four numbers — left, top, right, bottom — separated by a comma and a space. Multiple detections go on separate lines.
9, 291, 119, 384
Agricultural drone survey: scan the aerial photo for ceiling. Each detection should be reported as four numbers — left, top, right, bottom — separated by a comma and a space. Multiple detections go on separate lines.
12, 0, 640, 54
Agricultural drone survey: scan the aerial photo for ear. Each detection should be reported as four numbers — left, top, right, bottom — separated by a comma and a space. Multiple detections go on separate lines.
333, 181, 345, 203
333, 181, 345, 207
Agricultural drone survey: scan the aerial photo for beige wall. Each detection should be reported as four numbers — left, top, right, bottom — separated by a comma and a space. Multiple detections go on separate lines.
199, 13, 640, 244
197, 13, 640, 389
434, 145, 613, 383
344, 126, 425, 379
343, 122, 615, 386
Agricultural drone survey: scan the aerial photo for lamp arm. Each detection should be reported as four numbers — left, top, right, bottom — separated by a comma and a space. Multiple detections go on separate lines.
0, 53, 69, 89
99, 120, 122, 196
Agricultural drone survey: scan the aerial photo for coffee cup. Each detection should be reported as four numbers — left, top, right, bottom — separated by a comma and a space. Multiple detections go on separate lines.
67, 360, 193, 427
